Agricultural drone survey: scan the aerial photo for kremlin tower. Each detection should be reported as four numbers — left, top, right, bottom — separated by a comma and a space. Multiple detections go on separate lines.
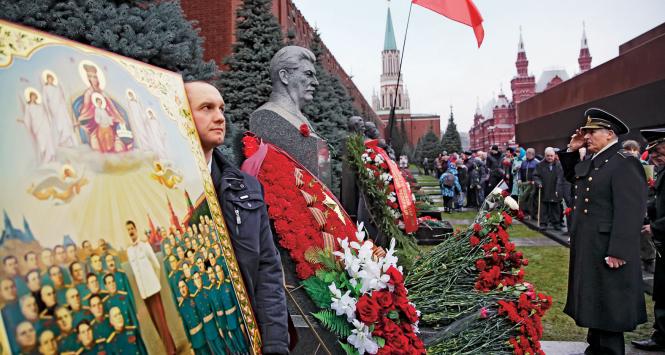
578, 22, 592, 73
372, 3, 440, 146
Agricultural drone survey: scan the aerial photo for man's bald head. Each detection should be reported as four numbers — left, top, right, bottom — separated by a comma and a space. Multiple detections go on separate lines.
184, 81, 226, 157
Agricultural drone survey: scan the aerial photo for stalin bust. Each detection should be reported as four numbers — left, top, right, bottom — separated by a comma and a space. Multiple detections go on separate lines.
249, 46, 331, 186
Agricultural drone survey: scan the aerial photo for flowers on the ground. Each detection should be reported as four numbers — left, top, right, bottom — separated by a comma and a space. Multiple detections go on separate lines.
406, 188, 552, 354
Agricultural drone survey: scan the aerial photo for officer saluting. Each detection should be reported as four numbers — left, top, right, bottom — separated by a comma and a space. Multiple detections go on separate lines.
558, 108, 648, 355
632, 128, 665, 352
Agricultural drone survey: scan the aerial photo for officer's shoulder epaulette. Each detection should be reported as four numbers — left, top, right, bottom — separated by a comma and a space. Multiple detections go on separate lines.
192, 289, 200, 297
125, 325, 137, 330
95, 337, 106, 344
106, 331, 116, 343
117, 290, 127, 295
75, 347, 84, 355
178, 298, 184, 307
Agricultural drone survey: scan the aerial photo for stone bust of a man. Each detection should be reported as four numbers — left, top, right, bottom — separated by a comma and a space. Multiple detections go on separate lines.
250, 46, 330, 183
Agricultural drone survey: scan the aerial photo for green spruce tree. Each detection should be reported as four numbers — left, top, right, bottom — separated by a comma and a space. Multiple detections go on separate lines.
302, 30, 356, 197
421, 129, 444, 162
0, 0, 217, 81
389, 116, 408, 159
441, 107, 463, 154
217, 0, 284, 132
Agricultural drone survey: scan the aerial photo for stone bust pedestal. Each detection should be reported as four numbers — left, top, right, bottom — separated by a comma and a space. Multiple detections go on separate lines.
250, 102, 331, 187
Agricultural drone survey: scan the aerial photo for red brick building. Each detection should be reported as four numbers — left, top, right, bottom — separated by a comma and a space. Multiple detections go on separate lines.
516, 23, 665, 153
371, 6, 441, 145
180, 0, 378, 122
469, 27, 592, 151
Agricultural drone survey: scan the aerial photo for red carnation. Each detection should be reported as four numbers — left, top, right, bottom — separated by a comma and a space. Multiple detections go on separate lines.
299, 123, 310, 137
501, 189, 510, 197
564, 207, 572, 216
472, 223, 482, 232
356, 295, 380, 324
470, 236, 480, 247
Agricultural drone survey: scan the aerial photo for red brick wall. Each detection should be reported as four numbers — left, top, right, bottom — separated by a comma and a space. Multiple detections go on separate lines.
379, 114, 441, 147
181, 0, 379, 124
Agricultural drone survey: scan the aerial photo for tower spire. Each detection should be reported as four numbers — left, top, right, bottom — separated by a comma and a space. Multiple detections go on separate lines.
384, 1, 398, 51
518, 25, 525, 53
578, 21, 592, 72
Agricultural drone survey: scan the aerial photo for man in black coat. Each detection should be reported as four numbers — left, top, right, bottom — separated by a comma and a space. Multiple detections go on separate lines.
185, 81, 290, 354
558, 108, 647, 355
632, 128, 665, 352
534, 147, 564, 230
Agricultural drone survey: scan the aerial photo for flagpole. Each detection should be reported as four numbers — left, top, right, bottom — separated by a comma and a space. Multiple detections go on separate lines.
387, 1, 413, 145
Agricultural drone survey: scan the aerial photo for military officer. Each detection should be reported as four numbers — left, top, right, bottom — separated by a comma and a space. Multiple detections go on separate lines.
82, 273, 108, 307
55, 306, 79, 354
176, 279, 210, 354
106, 306, 148, 355
37, 330, 58, 355
105, 255, 135, 308
632, 128, 665, 352
192, 271, 227, 353
65, 287, 93, 327
213, 263, 248, 353
558, 108, 647, 355
88, 294, 113, 341
166, 255, 184, 304
15, 321, 38, 355
103, 273, 138, 327
69, 261, 89, 298
75, 319, 107, 354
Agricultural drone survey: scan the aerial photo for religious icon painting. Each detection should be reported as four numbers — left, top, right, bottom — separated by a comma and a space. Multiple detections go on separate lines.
0, 20, 259, 355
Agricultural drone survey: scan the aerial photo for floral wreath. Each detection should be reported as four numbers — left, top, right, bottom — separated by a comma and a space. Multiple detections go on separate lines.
241, 133, 424, 354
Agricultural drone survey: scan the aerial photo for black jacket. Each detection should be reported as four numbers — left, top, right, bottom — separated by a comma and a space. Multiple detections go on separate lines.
533, 160, 563, 202
211, 149, 289, 354
559, 143, 647, 331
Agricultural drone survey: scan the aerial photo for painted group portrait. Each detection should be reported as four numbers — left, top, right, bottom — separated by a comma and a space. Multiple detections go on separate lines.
0, 20, 259, 355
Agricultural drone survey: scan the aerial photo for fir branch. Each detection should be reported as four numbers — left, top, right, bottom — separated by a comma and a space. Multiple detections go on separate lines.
312, 309, 353, 338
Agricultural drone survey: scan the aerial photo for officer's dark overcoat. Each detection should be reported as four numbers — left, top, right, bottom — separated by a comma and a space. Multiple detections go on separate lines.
559, 143, 647, 331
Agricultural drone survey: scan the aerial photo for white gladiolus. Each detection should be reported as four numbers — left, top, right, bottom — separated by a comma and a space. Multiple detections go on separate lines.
347, 320, 379, 354
504, 196, 519, 210
329, 283, 357, 322
491, 187, 504, 196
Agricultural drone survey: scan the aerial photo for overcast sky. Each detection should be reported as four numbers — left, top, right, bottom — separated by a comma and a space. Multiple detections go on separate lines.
292, 0, 665, 132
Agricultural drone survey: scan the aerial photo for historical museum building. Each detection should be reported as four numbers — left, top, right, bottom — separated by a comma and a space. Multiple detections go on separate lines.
469, 26, 593, 151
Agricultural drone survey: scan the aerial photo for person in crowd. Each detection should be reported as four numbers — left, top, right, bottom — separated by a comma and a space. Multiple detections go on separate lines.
486, 145, 505, 189
534, 147, 564, 230
559, 108, 647, 355
439, 164, 462, 213
185, 81, 289, 354
622, 140, 657, 273
518, 148, 539, 218
456, 160, 469, 209
632, 128, 665, 352
422, 157, 430, 176
466, 159, 482, 208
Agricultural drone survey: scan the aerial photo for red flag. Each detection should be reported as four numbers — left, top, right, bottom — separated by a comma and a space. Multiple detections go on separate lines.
412, 0, 485, 47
